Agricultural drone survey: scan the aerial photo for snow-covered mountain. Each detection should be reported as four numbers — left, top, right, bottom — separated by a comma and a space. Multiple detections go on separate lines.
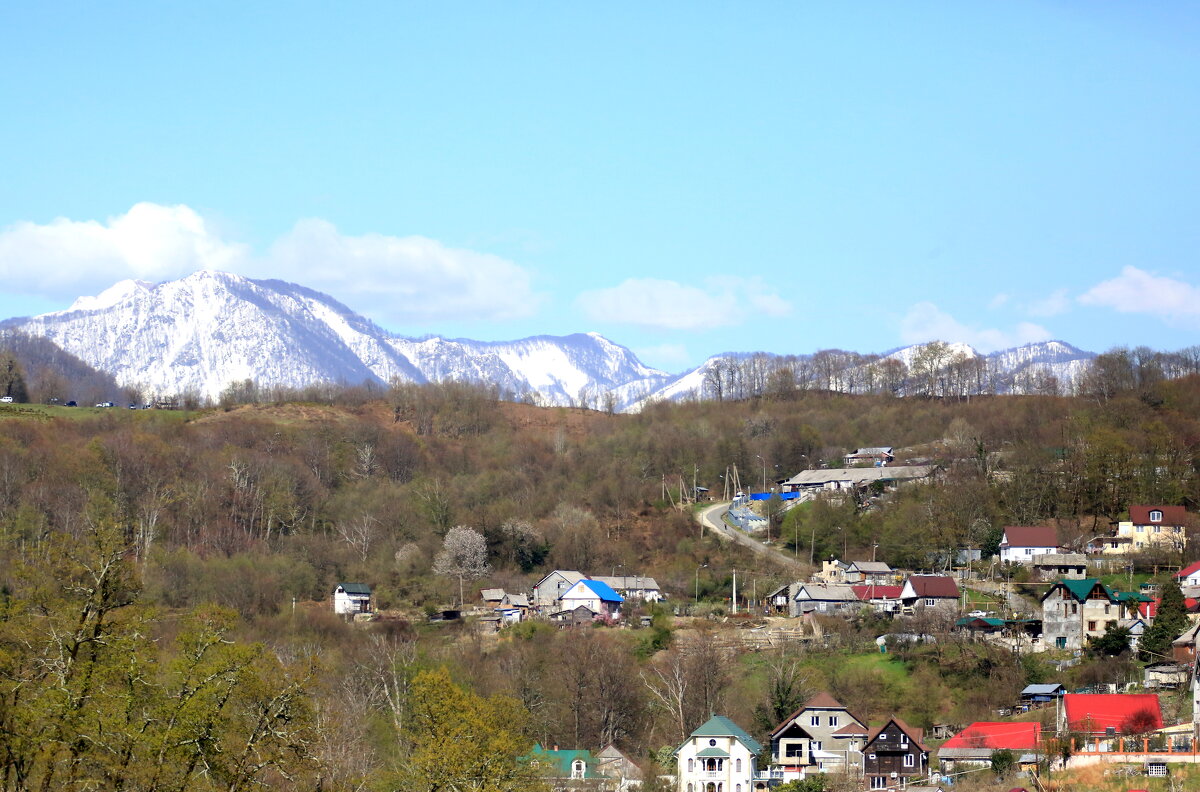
7, 271, 1102, 411
11, 271, 669, 407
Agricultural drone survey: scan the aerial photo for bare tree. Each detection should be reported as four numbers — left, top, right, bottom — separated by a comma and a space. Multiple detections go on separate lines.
433, 525, 491, 607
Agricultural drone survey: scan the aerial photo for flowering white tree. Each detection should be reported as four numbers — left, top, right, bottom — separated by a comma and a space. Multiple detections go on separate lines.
433, 525, 491, 607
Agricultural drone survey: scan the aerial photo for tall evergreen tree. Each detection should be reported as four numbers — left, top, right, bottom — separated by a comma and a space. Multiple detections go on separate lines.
1140, 580, 1189, 662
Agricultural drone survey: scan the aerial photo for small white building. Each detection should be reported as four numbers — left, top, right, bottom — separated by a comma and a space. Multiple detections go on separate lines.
332, 582, 372, 615
998, 525, 1061, 564
675, 715, 768, 792
559, 579, 624, 617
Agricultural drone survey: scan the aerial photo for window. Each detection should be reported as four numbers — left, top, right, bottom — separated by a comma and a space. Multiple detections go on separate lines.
1151, 510, 1163, 523
1056, 636, 1067, 649
709, 739, 717, 746
1088, 620, 1097, 631
1104, 604, 1110, 614
925, 598, 936, 606
830, 716, 839, 727
1137, 525, 1144, 533
869, 753, 876, 760
1071, 603, 1078, 614
687, 785, 693, 792
904, 753, 915, 767
1148, 762, 1167, 777
572, 760, 584, 779
812, 741, 822, 751
688, 759, 694, 772
811, 715, 819, 726
736, 758, 741, 772
870, 777, 886, 789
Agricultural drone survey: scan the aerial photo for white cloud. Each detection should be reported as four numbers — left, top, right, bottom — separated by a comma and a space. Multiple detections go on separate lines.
0, 204, 541, 324
900, 301, 1051, 353
576, 276, 792, 330
0, 203, 246, 299
1079, 266, 1200, 324
264, 219, 540, 322
1026, 288, 1071, 317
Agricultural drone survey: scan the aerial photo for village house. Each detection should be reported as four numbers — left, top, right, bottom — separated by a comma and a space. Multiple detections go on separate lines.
780, 466, 936, 497
843, 447, 894, 467
1059, 693, 1163, 736
533, 570, 589, 609
1175, 560, 1200, 587
559, 579, 623, 618
937, 721, 1041, 774
898, 575, 959, 615
526, 745, 603, 789
852, 584, 903, 614
791, 583, 860, 616
998, 525, 1062, 564
1040, 578, 1129, 651
764, 583, 793, 615
550, 604, 600, 627
1090, 505, 1189, 556
674, 715, 768, 792
591, 575, 663, 603
861, 716, 928, 790
1030, 553, 1087, 581
331, 582, 372, 616
768, 693, 867, 780
595, 744, 643, 791
843, 561, 894, 584
1019, 683, 1065, 710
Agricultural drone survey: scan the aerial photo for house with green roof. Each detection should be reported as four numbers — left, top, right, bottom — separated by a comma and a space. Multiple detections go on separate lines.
675, 715, 772, 792
1041, 578, 1138, 651
526, 744, 603, 788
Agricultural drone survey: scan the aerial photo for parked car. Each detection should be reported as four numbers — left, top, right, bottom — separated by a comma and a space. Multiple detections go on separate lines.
95, 401, 115, 408
65, 400, 77, 407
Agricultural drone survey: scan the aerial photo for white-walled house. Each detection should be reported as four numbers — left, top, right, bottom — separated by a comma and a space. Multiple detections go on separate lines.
675, 715, 768, 792
332, 582, 372, 615
999, 526, 1061, 564
559, 579, 624, 617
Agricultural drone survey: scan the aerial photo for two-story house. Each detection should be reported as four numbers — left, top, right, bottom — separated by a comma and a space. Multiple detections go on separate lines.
675, 715, 766, 792
1040, 578, 1125, 651
332, 582, 372, 616
1091, 506, 1189, 556
998, 525, 1061, 564
862, 717, 928, 790
559, 579, 623, 618
768, 693, 867, 781
898, 576, 959, 615
533, 570, 589, 609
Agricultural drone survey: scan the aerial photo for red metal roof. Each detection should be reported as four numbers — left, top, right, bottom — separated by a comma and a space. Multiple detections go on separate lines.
906, 575, 960, 598
940, 721, 1040, 751
851, 585, 903, 601
1129, 505, 1189, 525
1062, 694, 1162, 734
1175, 560, 1200, 580
1001, 525, 1059, 548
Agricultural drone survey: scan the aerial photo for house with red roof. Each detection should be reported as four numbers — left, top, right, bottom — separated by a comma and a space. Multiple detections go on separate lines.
1059, 693, 1162, 736
851, 584, 903, 614
1092, 506, 1189, 556
1175, 560, 1200, 587
899, 575, 960, 615
937, 722, 1041, 772
999, 526, 1062, 564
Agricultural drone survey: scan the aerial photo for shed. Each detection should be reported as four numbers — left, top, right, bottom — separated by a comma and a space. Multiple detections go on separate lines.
332, 582, 372, 615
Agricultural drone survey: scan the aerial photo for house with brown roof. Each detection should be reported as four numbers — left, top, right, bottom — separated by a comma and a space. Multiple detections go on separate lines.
768, 693, 868, 780
999, 526, 1062, 564
1092, 506, 1189, 556
862, 716, 928, 790
899, 575, 960, 615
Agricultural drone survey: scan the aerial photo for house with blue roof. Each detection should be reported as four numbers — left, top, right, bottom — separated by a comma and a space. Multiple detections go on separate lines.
560, 578, 624, 618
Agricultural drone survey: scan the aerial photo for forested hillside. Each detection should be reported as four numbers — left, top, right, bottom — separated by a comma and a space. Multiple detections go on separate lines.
0, 376, 1197, 789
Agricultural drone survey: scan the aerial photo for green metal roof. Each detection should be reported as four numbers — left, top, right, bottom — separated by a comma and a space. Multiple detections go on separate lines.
695, 746, 730, 758
1044, 578, 1116, 604
1114, 590, 1152, 603
524, 745, 601, 779
689, 715, 763, 754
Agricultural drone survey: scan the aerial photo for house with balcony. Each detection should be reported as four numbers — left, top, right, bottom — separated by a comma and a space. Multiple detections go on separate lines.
768, 692, 867, 781
862, 717, 928, 790
1090, 506, 1189, 556
1040, 578, 1126, 651
675, 715, 774, 792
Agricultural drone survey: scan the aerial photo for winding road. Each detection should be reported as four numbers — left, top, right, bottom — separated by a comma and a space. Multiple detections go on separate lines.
695, 501, 808, 573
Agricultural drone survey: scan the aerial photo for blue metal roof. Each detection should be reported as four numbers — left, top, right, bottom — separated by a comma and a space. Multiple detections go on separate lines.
580, 579, 624, 602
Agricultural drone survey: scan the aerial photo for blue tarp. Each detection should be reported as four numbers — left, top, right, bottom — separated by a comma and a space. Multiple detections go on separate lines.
748, 491, 800, 501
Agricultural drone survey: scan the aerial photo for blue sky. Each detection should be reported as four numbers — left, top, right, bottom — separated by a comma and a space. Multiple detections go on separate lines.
1, 2, 1198, 372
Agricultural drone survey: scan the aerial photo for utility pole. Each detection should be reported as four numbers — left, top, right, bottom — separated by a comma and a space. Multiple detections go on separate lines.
732, 569, 738, 615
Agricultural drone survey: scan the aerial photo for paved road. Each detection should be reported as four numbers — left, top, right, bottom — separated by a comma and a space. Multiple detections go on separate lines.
696, 501, 808, 573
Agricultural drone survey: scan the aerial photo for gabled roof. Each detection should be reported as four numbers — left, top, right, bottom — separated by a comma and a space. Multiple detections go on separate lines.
832, 722, 868, 736
903, 575, 959, 599
1001, 525, 1059, 548
1063, 694, 1162, 733
1175, 560, 1200, 580
771, 693, 865, 739
534, 570, 586, 589
574, 579, 623, 602
694, 746, 729, 758
865, 716, 928, 753
1129, 505, 1189, 525
688, 715, 763, 754
850, 447, 893, 456
852, 585, 903, 601
335, 582, 371, 595
1040, 578, 1116, 604
503, 593, 530, 608
795, 583, 859, 602
592, 575, 661, 591
480, 588, 505, 600
526, 745, 601, 778
847, 561, 892, 574
1021, 683, 1065, 696
940, 721, 1040, 751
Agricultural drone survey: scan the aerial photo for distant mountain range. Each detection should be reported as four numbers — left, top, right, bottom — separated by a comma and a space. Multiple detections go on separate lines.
4, 270, 1100, 410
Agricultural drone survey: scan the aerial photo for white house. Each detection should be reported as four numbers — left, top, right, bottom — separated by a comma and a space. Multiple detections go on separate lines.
532, 570, 588, 609
675, 715, 768, 792
332, 582, 372, 615
998, 525, 1061, 564
559, 579, 624, 617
